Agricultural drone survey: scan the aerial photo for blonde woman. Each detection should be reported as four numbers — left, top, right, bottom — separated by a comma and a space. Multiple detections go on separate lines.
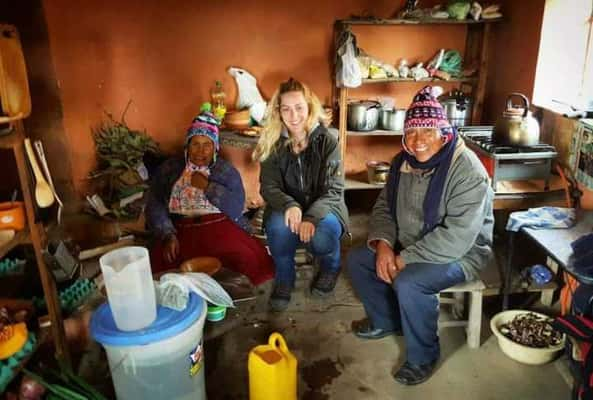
253, 78, 348, 311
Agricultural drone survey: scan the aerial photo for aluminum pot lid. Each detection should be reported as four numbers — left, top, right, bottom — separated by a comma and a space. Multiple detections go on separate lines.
439, 90, 472, 104
348, 100, 381, 108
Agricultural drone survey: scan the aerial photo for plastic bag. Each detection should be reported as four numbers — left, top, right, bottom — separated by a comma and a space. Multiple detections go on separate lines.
337, 37, 362, 88
161, 272, 235, 308
155, 279, 189, 311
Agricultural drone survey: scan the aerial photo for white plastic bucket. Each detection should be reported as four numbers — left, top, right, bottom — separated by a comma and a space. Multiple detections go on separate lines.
91, 294, 207, 400
100, 246, 156, 331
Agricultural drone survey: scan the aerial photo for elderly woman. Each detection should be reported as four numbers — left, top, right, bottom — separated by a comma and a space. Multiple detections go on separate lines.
253, 78, 349, 311
146, 110, 274, 285
347, 86, 494, 385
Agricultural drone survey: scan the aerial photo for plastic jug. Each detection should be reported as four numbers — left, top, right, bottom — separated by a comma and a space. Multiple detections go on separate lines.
99, 246, 157, 331
248, 332, 297, 400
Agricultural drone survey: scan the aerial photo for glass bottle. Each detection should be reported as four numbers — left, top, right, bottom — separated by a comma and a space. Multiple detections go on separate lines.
211, 80, 227, 121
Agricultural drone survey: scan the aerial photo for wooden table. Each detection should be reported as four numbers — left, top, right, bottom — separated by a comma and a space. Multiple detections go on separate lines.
503, 210, 593, 309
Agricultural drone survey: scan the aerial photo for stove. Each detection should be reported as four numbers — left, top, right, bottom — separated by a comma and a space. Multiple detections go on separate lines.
458, 126, 558, 190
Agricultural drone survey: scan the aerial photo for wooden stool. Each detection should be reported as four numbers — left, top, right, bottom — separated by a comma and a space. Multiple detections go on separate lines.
438, 279, 486, 349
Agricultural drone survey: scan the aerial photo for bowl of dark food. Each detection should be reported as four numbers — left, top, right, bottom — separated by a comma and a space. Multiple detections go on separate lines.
490, 310, 564, 365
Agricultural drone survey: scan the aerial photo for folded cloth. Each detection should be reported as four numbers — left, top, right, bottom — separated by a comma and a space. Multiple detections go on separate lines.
506, 207, 576, 232
571, 232, 593, 255
571, 233, 593, 275
573, 251, 593, 274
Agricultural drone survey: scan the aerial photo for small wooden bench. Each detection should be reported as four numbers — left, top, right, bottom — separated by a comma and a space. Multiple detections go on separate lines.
438, 279, 486, 349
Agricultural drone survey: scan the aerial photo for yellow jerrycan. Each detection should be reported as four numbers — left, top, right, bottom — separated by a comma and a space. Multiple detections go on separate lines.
248, 332, 297, 400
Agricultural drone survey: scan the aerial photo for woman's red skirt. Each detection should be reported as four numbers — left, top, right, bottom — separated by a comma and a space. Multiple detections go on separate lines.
150, 213, 274, 285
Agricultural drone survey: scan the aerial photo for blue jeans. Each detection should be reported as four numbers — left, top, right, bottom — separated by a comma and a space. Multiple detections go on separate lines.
265, 212, 342, 287
347, 246, 466, 365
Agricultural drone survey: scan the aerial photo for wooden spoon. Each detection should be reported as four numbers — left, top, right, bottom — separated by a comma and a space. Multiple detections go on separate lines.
24, 138, 54, 208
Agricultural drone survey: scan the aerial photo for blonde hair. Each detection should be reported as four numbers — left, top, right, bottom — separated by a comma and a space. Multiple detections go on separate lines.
252, 78, 325, 162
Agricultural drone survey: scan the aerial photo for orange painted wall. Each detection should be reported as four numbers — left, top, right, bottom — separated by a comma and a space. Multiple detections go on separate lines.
42, 0, 433, 194
40, 0, 576, 208
484, 0, 545, 123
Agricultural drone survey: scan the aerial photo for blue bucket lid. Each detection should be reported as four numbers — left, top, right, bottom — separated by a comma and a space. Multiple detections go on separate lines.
90, 293, 204, 346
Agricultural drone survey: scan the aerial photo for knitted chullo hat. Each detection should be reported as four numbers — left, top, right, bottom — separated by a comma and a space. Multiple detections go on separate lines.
186, 111, 221, 151
403, 85, 454, 144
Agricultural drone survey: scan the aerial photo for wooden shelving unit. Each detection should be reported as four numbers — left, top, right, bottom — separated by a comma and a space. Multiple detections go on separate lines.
334, 17, 501, 190
0, 122, 70, 366
339, 17, 503, 26
346, 129, 403, 137
344, 178, 386, 190
0, 229, 31, 259
362, 76, 478, 84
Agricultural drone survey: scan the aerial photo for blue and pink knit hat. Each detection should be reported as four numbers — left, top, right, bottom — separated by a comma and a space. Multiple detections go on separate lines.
404, 86, 454, 143
185, 111, 220, 151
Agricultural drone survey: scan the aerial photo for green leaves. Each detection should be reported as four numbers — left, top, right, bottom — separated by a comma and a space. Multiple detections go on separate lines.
89, 104, 160, 221
93, 120, 158, 170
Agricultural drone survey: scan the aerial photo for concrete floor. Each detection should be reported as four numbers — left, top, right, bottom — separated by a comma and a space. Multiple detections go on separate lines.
78, 212, 572, 399
204, 276, 571, 400
204, 212, 572, 400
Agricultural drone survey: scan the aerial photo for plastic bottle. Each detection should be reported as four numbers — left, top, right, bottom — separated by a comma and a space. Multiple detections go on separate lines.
529, 264, 553, 285
248, 332, 297, 400
211, 81, 227, 121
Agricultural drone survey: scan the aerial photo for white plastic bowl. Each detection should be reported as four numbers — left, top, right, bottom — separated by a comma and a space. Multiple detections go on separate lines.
490, 310, 565, 365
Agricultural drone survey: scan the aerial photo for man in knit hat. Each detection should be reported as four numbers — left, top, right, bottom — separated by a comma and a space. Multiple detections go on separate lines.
145, 110, 274, 285
347, 86, 494, 385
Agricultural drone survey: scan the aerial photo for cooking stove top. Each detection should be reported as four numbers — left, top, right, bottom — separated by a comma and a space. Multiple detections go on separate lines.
458, 126, 557, 160
457, 126, 557, 190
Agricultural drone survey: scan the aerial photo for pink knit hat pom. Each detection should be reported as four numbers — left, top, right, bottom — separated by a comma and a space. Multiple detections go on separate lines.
404, 85, 452, 136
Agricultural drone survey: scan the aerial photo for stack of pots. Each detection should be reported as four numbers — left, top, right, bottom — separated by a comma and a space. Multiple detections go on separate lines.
438, 90, 473, 127
347, 100, 405, 132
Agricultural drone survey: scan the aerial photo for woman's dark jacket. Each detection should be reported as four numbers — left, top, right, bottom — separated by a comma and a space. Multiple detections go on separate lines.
259, 125, 349, 233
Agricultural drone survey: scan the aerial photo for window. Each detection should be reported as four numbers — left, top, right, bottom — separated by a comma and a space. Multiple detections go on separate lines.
533, 0, 593, 110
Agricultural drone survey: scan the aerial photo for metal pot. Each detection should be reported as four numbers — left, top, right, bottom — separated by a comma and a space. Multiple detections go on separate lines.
493, 93, 540, 147
366, 161, 390, 184
379, 108, 406, 131
439, 90, 473, 127
347, 100, 381, 131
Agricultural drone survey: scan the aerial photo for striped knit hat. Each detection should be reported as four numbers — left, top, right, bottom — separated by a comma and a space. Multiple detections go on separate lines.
186, 111, 220, 150
404, 86, 454, 143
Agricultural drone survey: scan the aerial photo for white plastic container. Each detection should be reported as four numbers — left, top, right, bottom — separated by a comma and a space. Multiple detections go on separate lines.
99, 246, 156, 331
91, 294, 207, 400
490, 310, 565, 365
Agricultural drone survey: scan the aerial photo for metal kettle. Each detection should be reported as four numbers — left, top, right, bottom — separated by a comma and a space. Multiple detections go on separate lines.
493, 93, 540, 147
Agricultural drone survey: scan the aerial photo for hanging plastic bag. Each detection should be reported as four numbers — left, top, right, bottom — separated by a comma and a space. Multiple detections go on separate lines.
337, 37, 362, 88
160, 272, 235, 308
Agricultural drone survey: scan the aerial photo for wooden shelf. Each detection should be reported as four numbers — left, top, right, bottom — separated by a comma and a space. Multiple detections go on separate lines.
492, 175, 567, 210
347, 129, 403, 136
361, 77, 477, 84
0, 230, 30, 259
0, 332, 42, 393
345, 178, 385, 190
0, 130, 20, 150
338, 17, 503, 26
334, 16, 495, 166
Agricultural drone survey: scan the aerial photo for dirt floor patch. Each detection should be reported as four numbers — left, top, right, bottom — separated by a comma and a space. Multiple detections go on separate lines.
301, 357, 343, 400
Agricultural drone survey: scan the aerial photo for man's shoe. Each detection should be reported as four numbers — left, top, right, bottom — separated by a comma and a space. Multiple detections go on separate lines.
269, 283, 292, 312
353, 319, 402, 340
311, 271, 339, 298
393, 360, 438, 385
